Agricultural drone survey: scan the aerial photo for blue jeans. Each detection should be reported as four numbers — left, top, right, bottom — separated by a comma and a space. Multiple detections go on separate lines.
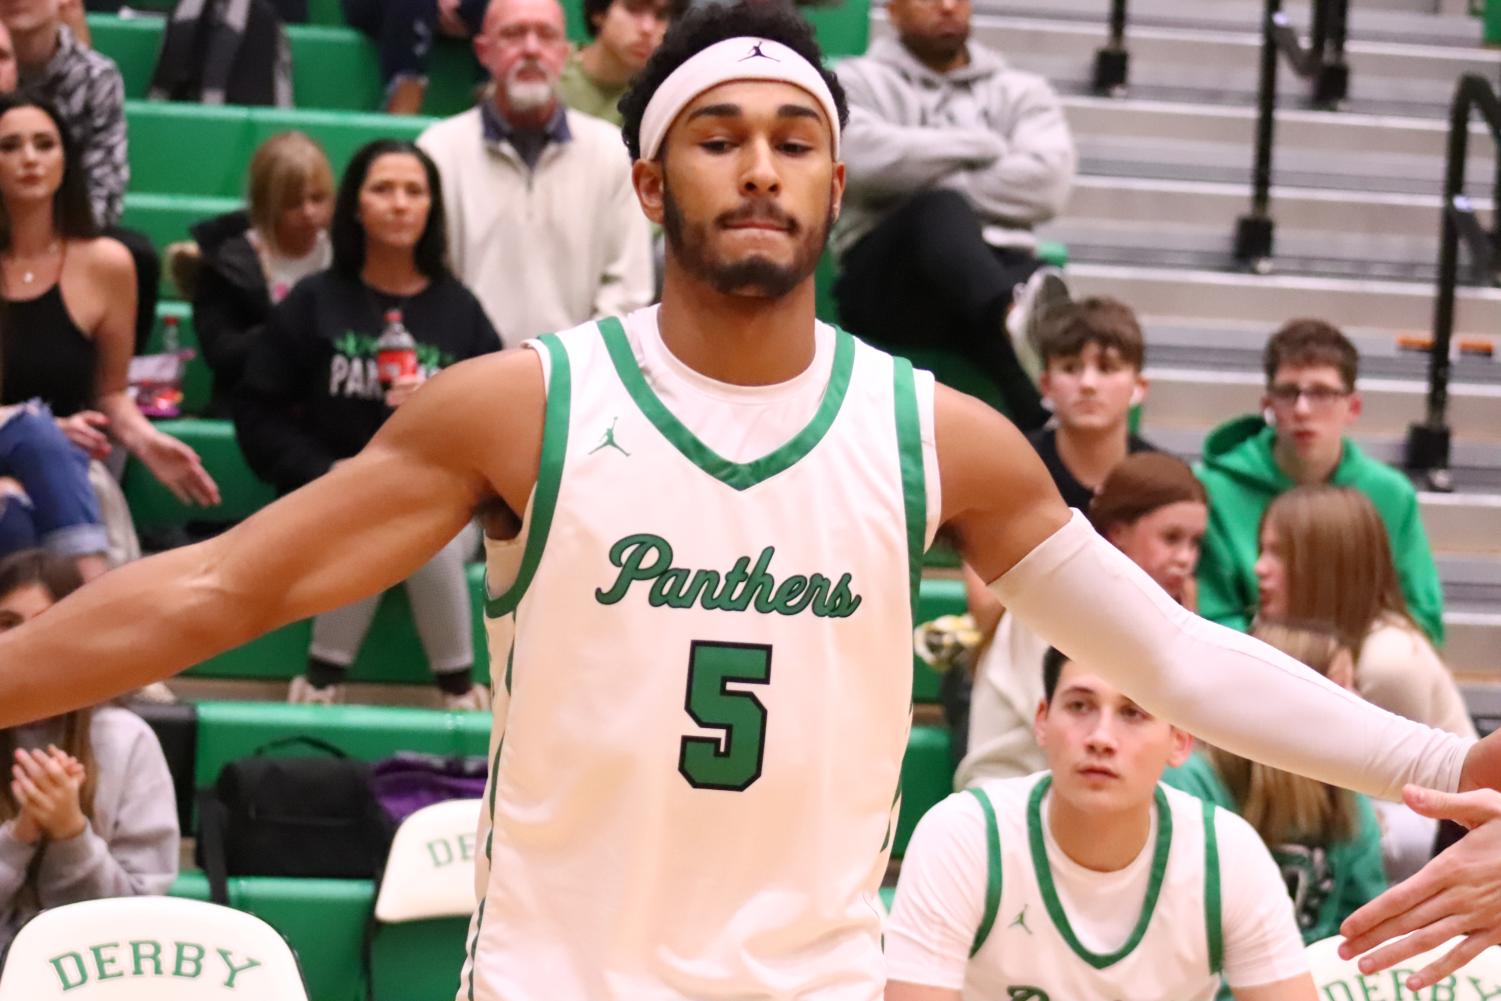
341, 0, 488, 88
0, 404, 107, 559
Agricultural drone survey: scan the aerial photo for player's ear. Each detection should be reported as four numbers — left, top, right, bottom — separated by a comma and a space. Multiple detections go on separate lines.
1033, 698, 1049, 747
829, 161, 845, 225
1166, 728, 1193, 768
633, 158, 666, 226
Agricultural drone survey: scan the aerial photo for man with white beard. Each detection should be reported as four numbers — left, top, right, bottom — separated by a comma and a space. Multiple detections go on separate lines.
418, 0, 654, 346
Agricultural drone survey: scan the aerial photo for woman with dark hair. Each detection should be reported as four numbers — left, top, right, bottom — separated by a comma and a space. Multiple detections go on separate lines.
235, 138, 500, 710
0, 548, 178, 955
0, 91, 218, 509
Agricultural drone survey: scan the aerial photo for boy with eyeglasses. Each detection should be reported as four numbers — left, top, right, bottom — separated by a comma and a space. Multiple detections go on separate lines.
1194, 319, 1443, 641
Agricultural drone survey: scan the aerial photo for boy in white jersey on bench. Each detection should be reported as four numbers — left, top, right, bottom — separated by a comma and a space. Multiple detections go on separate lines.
886, 647, 1317, 1001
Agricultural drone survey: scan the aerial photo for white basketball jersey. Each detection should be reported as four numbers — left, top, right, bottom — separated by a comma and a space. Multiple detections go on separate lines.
964, 775, 1225, 1001
460, 315, 935, 1000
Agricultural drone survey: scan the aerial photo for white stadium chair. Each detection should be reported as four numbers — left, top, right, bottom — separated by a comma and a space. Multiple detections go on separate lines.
0, 896, 308, 999
374, 798, 484, 923
1305, 934, 1501, 999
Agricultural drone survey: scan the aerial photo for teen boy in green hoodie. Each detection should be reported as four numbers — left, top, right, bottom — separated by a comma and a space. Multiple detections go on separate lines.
1194, 320, 1444, 643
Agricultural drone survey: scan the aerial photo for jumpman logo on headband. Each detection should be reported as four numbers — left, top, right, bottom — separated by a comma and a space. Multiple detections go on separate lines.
739, 40, 779, 62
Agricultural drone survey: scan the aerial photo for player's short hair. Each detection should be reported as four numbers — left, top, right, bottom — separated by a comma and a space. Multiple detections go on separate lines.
617, 0, 849, 160
1088, 453, 1206, 537
1039, 297, 1146, 371
583, 0, 688, 37
1041, 646, 1069, 704
1263, 319, 1359, 391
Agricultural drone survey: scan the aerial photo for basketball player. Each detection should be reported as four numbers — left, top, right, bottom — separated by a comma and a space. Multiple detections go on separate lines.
887, 648, 1314, 1001
0, 4, 1494, 998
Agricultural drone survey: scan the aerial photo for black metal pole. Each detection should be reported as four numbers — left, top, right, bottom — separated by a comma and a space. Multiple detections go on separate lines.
1234, 0, 1280, 267
1092, 0, 1130, 95
1310, 0, 1329, 64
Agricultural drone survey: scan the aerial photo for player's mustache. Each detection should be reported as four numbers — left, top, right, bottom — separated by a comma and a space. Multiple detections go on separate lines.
716, 203, 799, 234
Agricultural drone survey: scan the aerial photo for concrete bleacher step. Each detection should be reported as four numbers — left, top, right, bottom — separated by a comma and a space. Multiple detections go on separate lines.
1040, 175, 1473, 280
972, 0, 1484, 47
1065, 96, 1496, 196
868, 12, 1501, 115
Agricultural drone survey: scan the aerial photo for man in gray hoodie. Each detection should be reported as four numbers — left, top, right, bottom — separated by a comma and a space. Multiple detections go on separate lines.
833, 0, 1076, 430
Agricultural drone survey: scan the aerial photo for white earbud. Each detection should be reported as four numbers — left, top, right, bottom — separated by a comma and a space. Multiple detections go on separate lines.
1128, 386, 1145, 408
1263, 407, 1277, 427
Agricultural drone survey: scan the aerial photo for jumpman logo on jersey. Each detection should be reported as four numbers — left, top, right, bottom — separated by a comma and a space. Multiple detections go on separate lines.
739, 40, 779, 62
588, 418, 630, 457
1009, 905, 1032, 935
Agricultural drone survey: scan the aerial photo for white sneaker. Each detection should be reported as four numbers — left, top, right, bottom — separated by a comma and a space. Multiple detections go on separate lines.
1005, 267, 1071, 382
288, 676, 344, 705
442, 683, 491, 713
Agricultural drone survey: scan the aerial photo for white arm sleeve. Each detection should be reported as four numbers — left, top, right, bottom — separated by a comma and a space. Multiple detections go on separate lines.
991, 512, 1470, 800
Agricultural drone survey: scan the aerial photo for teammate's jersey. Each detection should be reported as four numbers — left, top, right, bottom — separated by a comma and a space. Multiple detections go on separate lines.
964, 774, 1225, 1001
460, 313, 936, 1000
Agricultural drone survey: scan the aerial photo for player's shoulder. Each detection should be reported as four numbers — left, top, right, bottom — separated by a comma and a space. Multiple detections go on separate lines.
922, 775, 1043, 840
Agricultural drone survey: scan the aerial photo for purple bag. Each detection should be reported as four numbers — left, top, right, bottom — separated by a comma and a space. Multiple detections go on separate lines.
370, 752, 488, 825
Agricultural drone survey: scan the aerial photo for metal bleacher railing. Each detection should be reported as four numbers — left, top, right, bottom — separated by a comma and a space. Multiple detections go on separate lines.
1405, 72, 1501, 494
1233, 0, 1353, 272
1092, 0, 1131, 96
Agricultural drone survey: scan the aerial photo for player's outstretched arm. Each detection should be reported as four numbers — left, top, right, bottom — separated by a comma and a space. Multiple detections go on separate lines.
934, 385, 1471, 803
0, 349, 545, 727
884, 983, 960, 1001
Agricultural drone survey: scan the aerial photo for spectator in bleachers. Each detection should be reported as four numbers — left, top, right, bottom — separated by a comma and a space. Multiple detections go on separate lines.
889, 642, 1315, 1001
1032, 297, 1155, 512
0, 403, 108, 578
1196, 320, 1444, 642
0, 92, 220, 511
418, 0, 653, 345
956, 452, 1207, 787
557, 0, 681, 126
832, 0, 1076, 431
1165, 618, 1386, 945
235, 138, 500, 709
0, 21, 17, 94
0, 548, 178, 955
184, 131, 335, 417
1256, 485, 1472, 741
3, 0, 160, 352
341, 0, 489, 115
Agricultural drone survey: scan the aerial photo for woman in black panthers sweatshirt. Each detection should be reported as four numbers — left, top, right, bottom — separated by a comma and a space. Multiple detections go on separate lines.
236, 139, 500, 711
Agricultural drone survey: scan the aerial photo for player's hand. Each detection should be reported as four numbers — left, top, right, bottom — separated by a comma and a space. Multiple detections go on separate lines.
11, 746, 87, 841
437, 0, 468, 36
385, 374, 425, 409
1339, 785, 1501, 990
57, 411, 111, 460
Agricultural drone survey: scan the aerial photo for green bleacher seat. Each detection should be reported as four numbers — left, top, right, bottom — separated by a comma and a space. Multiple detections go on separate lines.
370, 918, 471, 1001
122, 192, 239, 256
802, 1, 870, 58
121, 417, 274, 531
893, 723, 954, 857
171, 873, 375, 1001
191, 701, 492, 793
125, 101, 432, 199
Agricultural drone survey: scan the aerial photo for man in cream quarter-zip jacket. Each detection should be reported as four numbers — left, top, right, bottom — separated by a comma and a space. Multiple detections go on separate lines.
833, 10, 1076, 430
418, 0, 653, 348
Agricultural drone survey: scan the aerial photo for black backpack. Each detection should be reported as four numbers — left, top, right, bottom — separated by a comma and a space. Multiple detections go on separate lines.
196, 736, 394, 904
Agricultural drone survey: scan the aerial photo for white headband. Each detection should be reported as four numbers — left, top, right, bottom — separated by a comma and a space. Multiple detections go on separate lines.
638, 36, 841, 161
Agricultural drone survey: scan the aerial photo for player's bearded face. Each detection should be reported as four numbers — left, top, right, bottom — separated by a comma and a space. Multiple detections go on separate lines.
660, 176, 833, 299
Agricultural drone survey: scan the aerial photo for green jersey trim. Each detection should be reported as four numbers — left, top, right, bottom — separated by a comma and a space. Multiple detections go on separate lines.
968, 787, 1003, 958
1027, 776, 1173, 969
597, 315, 856, 491
893, 356, 926, 621
466, 723, 508, 1000
1203, 800, 1223, 975
485, 333, 571, 619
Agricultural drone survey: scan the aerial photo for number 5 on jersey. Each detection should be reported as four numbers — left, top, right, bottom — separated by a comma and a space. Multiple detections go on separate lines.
679, 641, 772, 791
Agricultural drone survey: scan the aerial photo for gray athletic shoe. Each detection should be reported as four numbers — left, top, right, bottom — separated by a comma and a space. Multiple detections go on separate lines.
1005, 267, 1071, 382
288, 675, 344, 706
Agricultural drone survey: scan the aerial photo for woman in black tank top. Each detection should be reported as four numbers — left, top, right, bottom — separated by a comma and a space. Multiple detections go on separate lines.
0, 93, 218, 508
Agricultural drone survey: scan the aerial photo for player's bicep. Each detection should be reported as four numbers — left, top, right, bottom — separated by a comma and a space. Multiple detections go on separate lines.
1232, 974, 1319, 1001
884, 793, 989, 991
933, 386, 1070, 583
